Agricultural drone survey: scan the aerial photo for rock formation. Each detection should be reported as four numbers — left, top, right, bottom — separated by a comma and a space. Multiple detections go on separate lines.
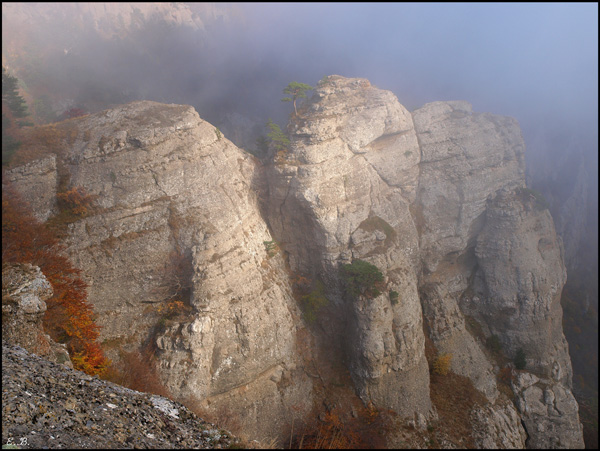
2, 263, 72, 367
3, 101, 312, 442
265, 75, 430, 418
3, 76, 585, 447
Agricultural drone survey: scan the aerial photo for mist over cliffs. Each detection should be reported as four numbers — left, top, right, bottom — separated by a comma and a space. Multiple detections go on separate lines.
3, 75, 586, 448
2, 2, 597, 448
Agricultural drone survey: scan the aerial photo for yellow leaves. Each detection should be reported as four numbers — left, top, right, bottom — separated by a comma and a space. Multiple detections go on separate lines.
433, 353, 452, 376
157, 299, 185, 317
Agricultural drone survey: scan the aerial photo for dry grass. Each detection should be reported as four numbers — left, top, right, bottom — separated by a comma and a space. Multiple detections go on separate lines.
428, 372, 488, 448
289, 404, 395, 449
432, 353, 453, 376
103, 348, 171, 398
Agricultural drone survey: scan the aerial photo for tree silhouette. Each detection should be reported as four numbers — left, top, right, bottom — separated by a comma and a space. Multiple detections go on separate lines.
2, 67, 30, 165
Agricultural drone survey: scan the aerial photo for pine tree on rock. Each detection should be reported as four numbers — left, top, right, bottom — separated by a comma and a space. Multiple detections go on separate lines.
282, 81, 313, 115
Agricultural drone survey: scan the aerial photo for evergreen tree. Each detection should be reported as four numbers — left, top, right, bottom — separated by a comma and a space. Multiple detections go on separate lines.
2, 67, 30, 165
266, 119, 290, 152
2, 67, 29, 119
282, 81, 313, 115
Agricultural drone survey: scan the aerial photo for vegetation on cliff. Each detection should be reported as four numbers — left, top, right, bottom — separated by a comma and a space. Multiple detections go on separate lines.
341, 259, 384, 299
282, 81, 314, 116
2, 67, 31, 165
2, 185, 109, 376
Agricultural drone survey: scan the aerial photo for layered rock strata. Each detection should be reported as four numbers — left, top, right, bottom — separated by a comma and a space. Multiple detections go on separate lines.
2, 263, 72, 367
265, 75, 431, 417
5, 101, 312, 442
4, 77, 585, 447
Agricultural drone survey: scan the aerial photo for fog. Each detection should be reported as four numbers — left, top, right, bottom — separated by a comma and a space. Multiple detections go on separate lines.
2, 0, 598, 422
2, 2, 598, 254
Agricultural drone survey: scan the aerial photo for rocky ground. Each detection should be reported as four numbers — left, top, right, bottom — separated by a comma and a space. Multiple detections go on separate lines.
1, 344, 242, 449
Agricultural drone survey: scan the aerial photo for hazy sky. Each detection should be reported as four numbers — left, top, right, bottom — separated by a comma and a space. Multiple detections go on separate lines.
2, 2, 597, 175
237, 3, 597, 140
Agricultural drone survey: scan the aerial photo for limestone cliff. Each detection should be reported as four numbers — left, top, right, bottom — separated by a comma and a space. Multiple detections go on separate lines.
2, 263, 72, 367
4, 77, 584, 447
265, 75, 430, 420
4, 101, 312, 442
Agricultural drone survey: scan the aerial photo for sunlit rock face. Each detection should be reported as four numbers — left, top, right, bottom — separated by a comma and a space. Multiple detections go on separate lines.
5, 77, 584, 447
265, 75, 432, 417
6, 101, 312, 442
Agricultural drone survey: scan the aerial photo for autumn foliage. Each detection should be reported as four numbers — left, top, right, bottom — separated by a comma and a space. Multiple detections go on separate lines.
2, 184, 109, 376
432, 352, 453, 376
289, 405, 394, 449
56, 186, 96, 217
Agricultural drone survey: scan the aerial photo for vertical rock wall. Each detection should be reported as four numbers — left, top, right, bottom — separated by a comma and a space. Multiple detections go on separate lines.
265, 76, 431, 417
3, 80, 585, 447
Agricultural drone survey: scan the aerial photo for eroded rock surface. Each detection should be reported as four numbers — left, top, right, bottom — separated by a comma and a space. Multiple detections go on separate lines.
266, 75, 430, 417
4, 77, 585, 447
6, 101, 312, 442
512, 371, 584, 448
2, 263, 72, 367
470, 401, 527, 448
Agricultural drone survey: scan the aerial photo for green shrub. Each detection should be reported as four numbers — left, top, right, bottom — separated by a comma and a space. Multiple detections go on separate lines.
486, 334, 502, 353
341, 259, 384, 299
514, 347, 527, 370
301, 280, 329, 324
389, 290, 399, 305
263, 240, 279, 257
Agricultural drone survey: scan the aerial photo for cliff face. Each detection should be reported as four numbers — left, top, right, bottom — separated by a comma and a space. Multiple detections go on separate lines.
4, 77, 584, 447
2, 263, 72, 367
264, 76, 433, 423
5, 101, 312, 442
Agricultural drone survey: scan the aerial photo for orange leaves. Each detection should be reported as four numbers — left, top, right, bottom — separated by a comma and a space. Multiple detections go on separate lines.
156, 299, 190, 320
56, 186, 96, 217
290, 404, 395, 449
2, 184, 109, 376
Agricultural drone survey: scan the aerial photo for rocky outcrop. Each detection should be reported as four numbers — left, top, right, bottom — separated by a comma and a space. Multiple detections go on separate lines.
413, 100, 527, 402
413, 100, 526, 273
512, 371, 584, 448
468, 189, 571, 382
412, 99, 582, 447
7, 101, 312, 442
265, 75, 430, 417
4, 76, 585, 447
2, 263, 72, 368
2, 344, 240, 449
470, 401, 527, 448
